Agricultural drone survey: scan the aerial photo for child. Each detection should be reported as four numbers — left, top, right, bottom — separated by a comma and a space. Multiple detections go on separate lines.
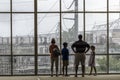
88, 45, 97, 76
62, 42, 69, 76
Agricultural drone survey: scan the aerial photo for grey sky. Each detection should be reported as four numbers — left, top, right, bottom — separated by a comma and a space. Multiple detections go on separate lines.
0, 0, 120, 37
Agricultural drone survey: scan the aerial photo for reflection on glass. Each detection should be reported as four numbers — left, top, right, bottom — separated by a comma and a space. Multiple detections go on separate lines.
109, 0, 120, 11
38, 14, 59, 54
109, 13, 120, 53
0, 0, 10, 12
13, 56, 34, 75
61, 13, 83, 54
38, 56, 51, 74
0, 56, 11, 75
12, 14, 34, 55
37, 0, 59, 12
86, 13, 107, 54
12, 0, 34, 12
86, 55, 107, 73
85, 0, 107, 11
62, 0, 83, 11
37, 55, 107, 74
109, 55, 120, 73
0, 14, 10, 55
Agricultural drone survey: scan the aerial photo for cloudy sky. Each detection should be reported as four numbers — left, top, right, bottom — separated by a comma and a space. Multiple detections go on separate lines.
0, 0, 120, 37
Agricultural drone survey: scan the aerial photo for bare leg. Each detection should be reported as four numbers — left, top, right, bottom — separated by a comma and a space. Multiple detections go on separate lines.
94, 66, 97, 76
65, 66, 68, 76
75, 65, 78, 77
62, 66, 64, 76
89, 67, 93, 75
82, 65, 85, 77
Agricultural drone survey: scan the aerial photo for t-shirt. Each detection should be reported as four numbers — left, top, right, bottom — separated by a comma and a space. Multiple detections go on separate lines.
62, 48, 69, 60
71, 40, 90, 53
49, 44, 59, 58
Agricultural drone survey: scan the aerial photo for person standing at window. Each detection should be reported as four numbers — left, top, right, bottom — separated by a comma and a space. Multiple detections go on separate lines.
62, 42, 69, 76
49, 38, 59, 77
88, 45, 97, 76
71, 34, 90, 77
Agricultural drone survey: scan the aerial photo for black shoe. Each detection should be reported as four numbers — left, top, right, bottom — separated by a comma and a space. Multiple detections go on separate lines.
82, 74, 84, 77
51, 74, 53, 77
75, 74, 77, 77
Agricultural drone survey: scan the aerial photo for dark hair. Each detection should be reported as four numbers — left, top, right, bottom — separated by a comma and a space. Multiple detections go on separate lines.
51, 38, 55, 43
63, 42, 68, 46
91, 45, 95, 49
78, 34, 82, 39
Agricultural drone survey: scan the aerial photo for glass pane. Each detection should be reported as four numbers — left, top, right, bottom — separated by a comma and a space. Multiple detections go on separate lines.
61, 13, 83, 54
12, 14, 34, 55
12, 0, 34, 12
109, 55, 120, 73
109, 13, 120, 54
86, 55, 107, 73
0, 0, 10, 12
62, 0, 83, 11
67, 55, 107, 74
37, 0, 59, 12
13, 56, 34, 75
109, 0, 120, 11
85, 13, 107, 54
38, 56, 51, 74
0, 14, 10, 55
85, 0, 107, 11
0, 56, 11, 75
38, 13, 59, 54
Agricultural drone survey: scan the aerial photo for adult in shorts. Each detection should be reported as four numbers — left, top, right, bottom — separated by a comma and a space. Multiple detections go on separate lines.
71, 34, 90, 77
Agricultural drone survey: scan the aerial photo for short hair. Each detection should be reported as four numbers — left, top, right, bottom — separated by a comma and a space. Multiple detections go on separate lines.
91, 45, 95, 49
63, 42, 68, 46
51, 38, 55, 43
78, 34, 82, 39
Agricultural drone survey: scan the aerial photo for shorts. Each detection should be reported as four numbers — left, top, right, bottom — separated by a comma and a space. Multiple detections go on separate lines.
63, 60, 69, 66
74, 53, 86, 66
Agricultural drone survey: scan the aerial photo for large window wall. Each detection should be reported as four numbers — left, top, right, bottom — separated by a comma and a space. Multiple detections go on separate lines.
0, 0, 120, 75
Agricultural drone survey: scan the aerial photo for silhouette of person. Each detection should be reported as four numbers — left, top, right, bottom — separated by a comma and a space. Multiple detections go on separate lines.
88, 45, 97, 76
71, 34, 90, 77
61, 42, 69, 76
49, 38, 59, 77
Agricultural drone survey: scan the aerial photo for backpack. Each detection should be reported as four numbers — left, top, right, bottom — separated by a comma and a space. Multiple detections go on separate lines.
53, 48, 60, 57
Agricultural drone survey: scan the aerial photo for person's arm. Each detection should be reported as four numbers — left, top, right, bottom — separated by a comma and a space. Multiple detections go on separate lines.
56, 45, 61, 55
49, 45, 51, 53
68, 49, 69, 55
56, 45, 59, 50
92, 52, 95, 63
85, 43, 90, 53
71, 43, 76, 53
49, 45, 52, 56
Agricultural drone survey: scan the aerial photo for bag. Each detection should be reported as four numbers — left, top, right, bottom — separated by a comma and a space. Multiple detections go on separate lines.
53, 48, 60, 57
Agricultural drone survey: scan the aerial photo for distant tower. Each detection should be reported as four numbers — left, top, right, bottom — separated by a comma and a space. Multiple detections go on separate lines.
63, 0, 78, 41
119, 0, 120, 18
74, 0, 78, 40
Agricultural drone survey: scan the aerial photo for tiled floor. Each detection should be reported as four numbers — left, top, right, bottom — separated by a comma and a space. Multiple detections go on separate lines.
0, 75, 120, 80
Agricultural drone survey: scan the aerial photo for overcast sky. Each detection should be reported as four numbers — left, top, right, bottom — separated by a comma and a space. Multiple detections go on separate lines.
0, 0, 120, 37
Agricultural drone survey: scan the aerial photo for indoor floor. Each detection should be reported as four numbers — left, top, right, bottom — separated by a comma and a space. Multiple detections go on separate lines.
0, 75, 120, 80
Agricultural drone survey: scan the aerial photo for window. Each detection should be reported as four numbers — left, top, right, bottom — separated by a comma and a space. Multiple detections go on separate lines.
0, 0, 120, 75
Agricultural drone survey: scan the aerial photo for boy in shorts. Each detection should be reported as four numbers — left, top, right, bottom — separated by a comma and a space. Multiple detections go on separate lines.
62, 42, 69, 76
